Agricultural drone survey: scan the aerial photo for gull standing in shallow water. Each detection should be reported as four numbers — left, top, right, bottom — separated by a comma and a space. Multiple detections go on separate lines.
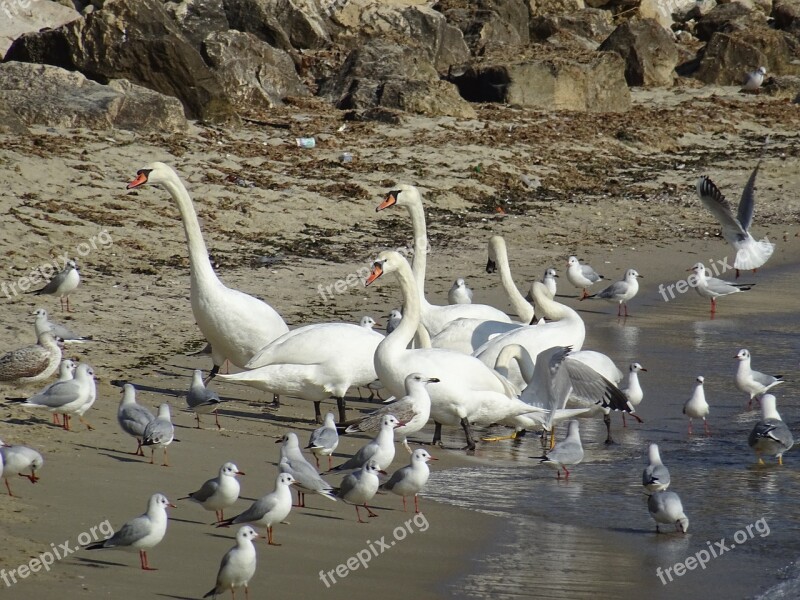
180, 462, 245, 522
117, 383, 155, 455
683, 376, 710, 435
448, 278, 473, 304
735, 348, 783, 408
648, 490, 689, 533
0, 439, 43, 497
27, 260, 80, 312
380, 448, 436, 513
642, 443, 670, 492
306, 412, 339, 470
217, 473, 295, 546
276, 432, 336, 507
204, 526, 259, 599
748, 394, 794, 465
346, 373, 437, 453
688, 263, 752, 314
142, 404, 175, 466
582, 269, 642, 317
187, 369, 227, 429
86, 493, 175, 570
620, 362, 646, 426
336, 460, 384, 523
566, 256, 603, 299
0, 330, 62, 385
533, 420, 584, 479
696, 163, 774, 276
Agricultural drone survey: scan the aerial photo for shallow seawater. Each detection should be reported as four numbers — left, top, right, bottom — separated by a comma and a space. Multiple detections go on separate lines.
427, 262, 800, 600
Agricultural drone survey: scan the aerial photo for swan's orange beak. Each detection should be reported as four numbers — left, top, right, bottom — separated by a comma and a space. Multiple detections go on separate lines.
376, 190, 399, 212
365, 264, 383, 286
127, 171, 149, 189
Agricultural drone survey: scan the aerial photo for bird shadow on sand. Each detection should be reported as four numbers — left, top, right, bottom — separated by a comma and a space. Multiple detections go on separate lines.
156, 594, 197, 600
168, 516, 208, 525
74, 556, 128, 569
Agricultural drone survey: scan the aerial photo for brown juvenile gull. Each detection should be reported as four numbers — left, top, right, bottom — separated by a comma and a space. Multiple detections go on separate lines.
0, 330, 61, 385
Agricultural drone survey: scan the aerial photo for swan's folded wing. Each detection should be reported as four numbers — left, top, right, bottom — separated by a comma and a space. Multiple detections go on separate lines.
737, 162, 760, 232
247, 324, 376, 368
696, 176, 747, 242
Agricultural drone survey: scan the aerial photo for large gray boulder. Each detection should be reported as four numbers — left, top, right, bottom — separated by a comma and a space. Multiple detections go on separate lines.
599, 18, 679, 86
530, 9, 616, 47
695, 2, 763, 41
452, 51, 631, 112
201, 30, 309, 111
5, 0, 236, 121
0, 61, 188, 131
0, 0, 80, 56
773, 0, 800, 31
223, 0, 331, 51
437, 0, 531, 54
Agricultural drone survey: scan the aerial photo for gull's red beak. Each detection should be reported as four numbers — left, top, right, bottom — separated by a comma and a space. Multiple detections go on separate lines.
236, 471, 246, 476
428, 456, 438, 460
168, 503, 177, 508
376, 190, 399, 212
365, 264, 383, 286
127, 171, 149, 189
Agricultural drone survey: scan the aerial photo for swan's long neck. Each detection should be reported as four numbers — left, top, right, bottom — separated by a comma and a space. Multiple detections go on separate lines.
162, 175, 220, 288
532, 283, 580, 323
384, 259, 421, 355
493, 240, 534, 322
495, 344, 534, 384
405, 201, 430, 307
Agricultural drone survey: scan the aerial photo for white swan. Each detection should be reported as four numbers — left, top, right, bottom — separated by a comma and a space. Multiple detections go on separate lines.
486, 236, 535, 323
472, 282, 586, 389
127, 163, 289, 376
365, 251, 543, 450
218, 323, 383, 422
376, 185, 511, 336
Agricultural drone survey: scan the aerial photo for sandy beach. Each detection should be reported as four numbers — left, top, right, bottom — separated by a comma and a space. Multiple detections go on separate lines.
1, 84, 799, 599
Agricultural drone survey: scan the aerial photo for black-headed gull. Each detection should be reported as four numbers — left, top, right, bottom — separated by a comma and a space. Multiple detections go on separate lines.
648, 490, 689, 533
14, 362, 95, 430
276, 432, 336, 507
642, 443, 670, 492
380, 448, 436, 513
6, 358, 75, 426
26, 260, 80, 312
620, 362, 646, 426
86, 492, 175, 570
386, 309, 403, 335
306, 412, 339, 470
180, 462, 245, 522
448, 278, 473, 304
117, 383, 155, 456
32, 308, 92, 343
688, 263, 752, 314
217, 473, 295, 545
742, 66, 767, 91
142, 404, 174, 466
336, 460, 384, 523
566, 256, 603, 298
683, 375, 710, 435
582, 269, 642, 317
533, 420, 584, 479
0, 439, 43, 497
748, 394, 793, 465
696, 164, 774, 276
541, 267, 558, 298
204, 526, 258, 599
187, 369, 227, 429
333, 414, 401, 471
735, 348, 783, 408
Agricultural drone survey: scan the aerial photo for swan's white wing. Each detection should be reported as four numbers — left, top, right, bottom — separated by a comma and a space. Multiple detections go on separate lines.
696, 176, 747, 242
247, 324, 379, 368
737, 162, 760, 232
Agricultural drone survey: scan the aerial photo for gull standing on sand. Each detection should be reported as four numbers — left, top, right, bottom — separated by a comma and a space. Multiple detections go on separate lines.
117, 384, 155, 456
332, 414, 401, 471
648, 490, 689, 533
217, 473, 295, 546
688, 263, 752, 314
642, 444, 670, 492
346, 374, 437, 452
204, 526, 259, 599
86, 493, 175, 570
306, 412, 339, 470
142, 404, 175, 466
683, 376, 710, 435
566, 256, 603, 298
582, 269, 642, 317
33, 308, 92, 343
336, 460, 384, 523
735, 349, 783, 408
386, 309, 403, 335
380, 448, 436, 513
534, 420, 584, 479
187, 369, 227, 429
6, 358, 76, 426
448, 278, 473, 304
276, 432, 336, 507
620, 362, 646, 426
27, 260, 80, 312
748, 394, 794, 465
180, 462, 245, 522
542, 268, 558, 298
13, 362, 96, 431
0, 330, 61, 385
696, 164, 774, 276
742, 66, 767, 91
0, 439, 43, 497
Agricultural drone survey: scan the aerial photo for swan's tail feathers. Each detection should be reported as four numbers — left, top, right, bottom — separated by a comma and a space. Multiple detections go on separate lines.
734, 238, 775, 271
